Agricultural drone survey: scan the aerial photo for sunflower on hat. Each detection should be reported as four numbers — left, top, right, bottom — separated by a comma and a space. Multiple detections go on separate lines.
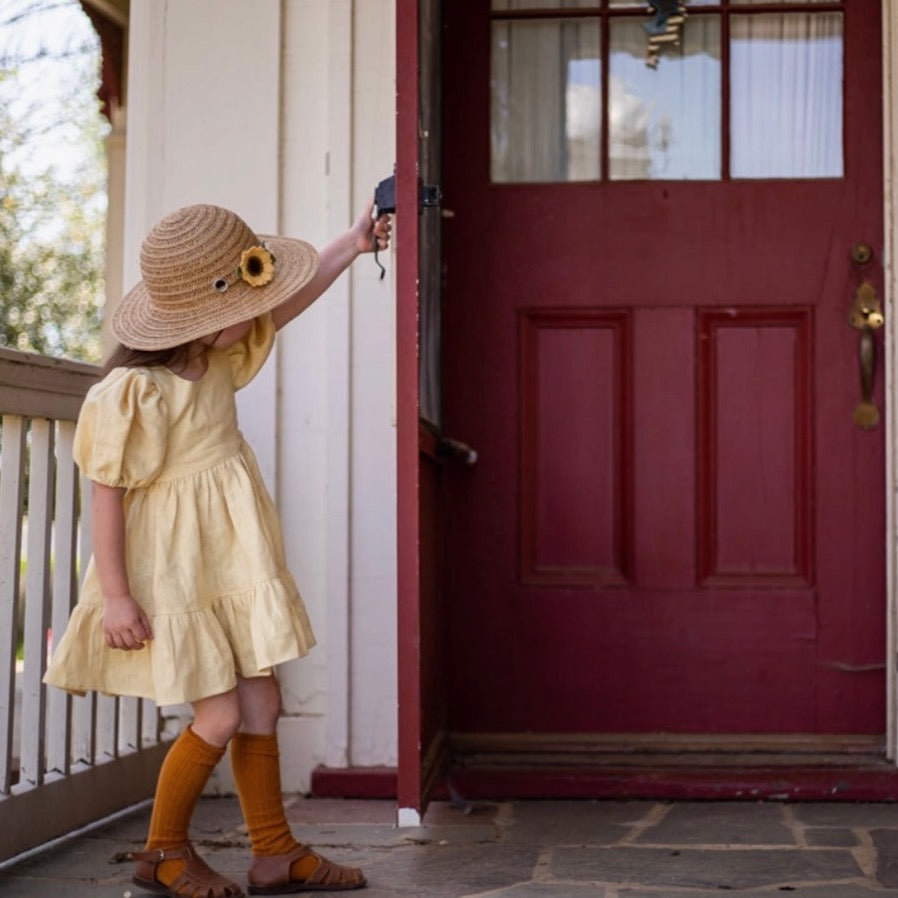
239, 246, 276, 287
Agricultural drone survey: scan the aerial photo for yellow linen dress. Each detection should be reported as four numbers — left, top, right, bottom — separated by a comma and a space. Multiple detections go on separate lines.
43, 314, 316, 706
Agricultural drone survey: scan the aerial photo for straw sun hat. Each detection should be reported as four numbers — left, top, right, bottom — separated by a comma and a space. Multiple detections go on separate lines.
112, 204, 319, 350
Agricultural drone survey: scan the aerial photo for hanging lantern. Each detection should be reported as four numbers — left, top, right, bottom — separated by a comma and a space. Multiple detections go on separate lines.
644, 0, 688, 69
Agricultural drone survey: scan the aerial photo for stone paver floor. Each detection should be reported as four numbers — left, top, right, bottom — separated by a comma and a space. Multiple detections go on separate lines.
4, 798, 898, 896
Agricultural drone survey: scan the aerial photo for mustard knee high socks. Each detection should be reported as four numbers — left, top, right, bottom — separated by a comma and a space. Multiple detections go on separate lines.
231, 732, 321, 881
145, 726, 225, 884
230, 732, 295, 856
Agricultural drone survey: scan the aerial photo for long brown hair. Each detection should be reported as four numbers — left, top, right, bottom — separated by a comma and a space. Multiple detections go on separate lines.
100, 342, 194, 378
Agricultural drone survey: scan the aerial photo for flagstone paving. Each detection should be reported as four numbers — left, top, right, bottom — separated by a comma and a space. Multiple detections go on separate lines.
3, 797, 898, 896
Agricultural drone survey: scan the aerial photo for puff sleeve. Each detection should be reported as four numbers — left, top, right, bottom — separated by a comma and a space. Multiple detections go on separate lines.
226, 314, 276, 390
73, 368, 168, 489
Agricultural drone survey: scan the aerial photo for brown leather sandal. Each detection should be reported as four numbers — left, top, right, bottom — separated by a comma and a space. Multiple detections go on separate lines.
247, 845, 366, 894
131, 844, 245, 898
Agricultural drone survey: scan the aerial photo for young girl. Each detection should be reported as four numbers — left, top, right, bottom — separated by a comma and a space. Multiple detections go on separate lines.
44, 202, 391, 896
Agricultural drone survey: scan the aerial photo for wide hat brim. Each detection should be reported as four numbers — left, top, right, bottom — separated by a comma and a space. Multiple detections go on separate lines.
112, 233, 319, 350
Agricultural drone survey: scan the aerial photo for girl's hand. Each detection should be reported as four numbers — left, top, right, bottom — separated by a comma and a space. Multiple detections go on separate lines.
103, 594, 154, 651
351, 199, 392, 255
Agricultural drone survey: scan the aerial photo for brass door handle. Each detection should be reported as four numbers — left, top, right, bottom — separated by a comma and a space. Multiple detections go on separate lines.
849, 281, 884, 430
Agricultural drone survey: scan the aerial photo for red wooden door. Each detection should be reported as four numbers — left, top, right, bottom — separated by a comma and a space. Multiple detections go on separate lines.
441, 1, 885, 749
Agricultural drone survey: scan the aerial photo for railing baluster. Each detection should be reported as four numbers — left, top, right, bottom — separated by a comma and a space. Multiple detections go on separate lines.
96, 693, 119, 761
121, 697, 141, 753
0, 416, 27, 795
20, 418, 54, 788
47, 420, 78, 776
71, 474, 95, 768
71, 692, 96, 769
142, 699, 160, 748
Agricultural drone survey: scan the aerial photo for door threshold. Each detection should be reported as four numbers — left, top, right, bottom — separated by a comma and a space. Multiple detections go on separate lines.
448, 761, 898, 802
453, 751, 890, 769
449, 731, 887, 760
446, 732, 898, 801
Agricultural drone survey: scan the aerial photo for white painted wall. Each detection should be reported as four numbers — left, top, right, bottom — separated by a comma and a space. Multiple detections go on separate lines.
121, 0, 397, 791
349, 1, 399, 768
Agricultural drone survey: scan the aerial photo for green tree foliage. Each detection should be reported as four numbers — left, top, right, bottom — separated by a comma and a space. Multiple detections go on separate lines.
0, 0, 107, 363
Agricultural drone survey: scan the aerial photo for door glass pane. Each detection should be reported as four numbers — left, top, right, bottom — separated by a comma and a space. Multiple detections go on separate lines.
609, 15, 720, 180
609, 0, 715, 5
491, 18, 601, 182
730, 13, 842, 178
492, 0, 597, 8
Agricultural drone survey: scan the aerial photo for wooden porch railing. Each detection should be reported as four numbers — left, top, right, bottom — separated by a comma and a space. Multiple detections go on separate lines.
0, 348, 170, 863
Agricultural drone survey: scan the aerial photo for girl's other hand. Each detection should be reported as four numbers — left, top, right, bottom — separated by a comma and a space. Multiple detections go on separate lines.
352, 199, 392, 254
103, 594, 154, 650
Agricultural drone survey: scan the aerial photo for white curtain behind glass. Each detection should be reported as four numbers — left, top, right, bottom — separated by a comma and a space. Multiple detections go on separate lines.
492, 0, 597, 9
730, 13, 842, 178
491, 19, 600, 182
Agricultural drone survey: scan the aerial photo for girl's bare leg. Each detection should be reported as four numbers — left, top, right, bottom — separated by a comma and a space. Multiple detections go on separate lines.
236, 672, 282, 734
193, 687, 244, 746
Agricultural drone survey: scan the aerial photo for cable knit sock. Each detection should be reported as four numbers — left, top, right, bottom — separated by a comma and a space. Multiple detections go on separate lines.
144, 725, 225, 886
230, 732, 320, 881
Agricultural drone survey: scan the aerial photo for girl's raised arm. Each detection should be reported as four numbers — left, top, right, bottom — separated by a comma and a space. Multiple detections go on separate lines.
270, 201, 391, 331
